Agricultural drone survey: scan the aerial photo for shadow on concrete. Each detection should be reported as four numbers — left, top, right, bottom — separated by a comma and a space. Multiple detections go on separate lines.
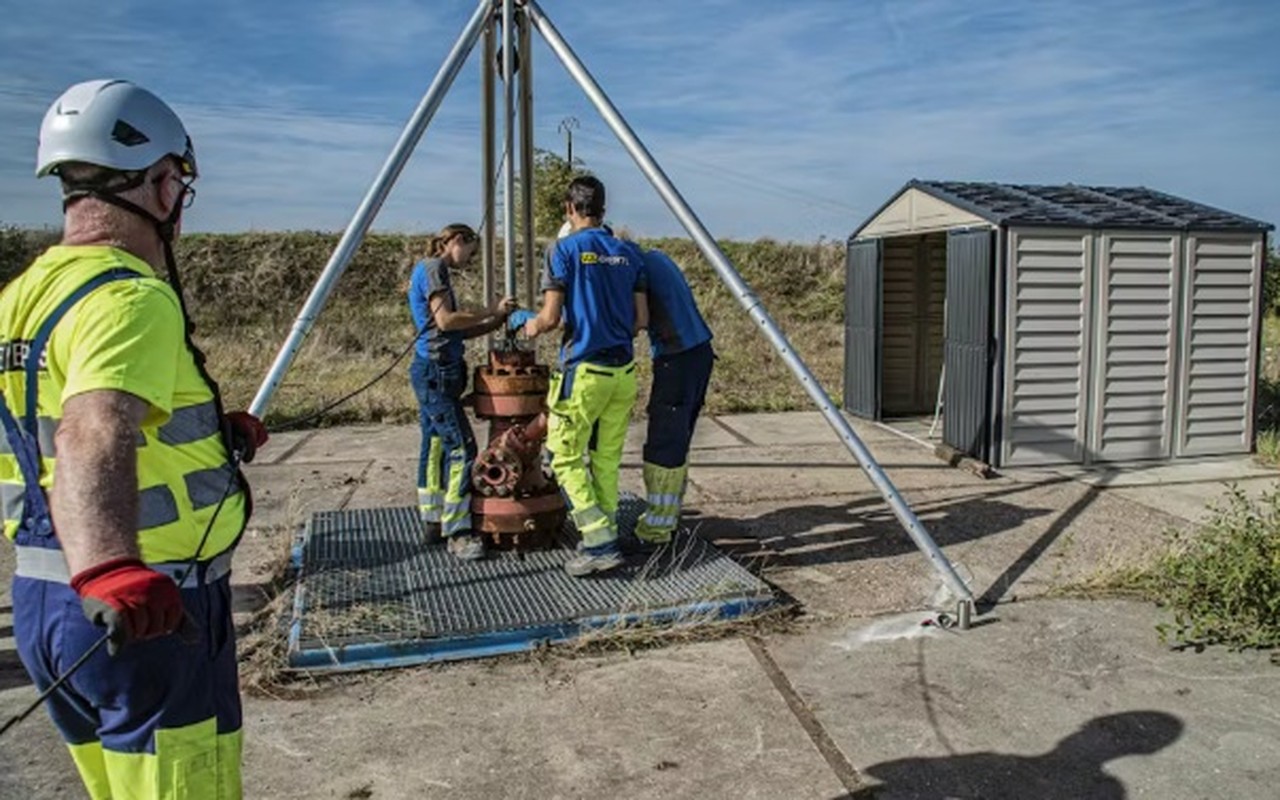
975, 483, 1103, 611
231, 581, 279, 621
845, 710, 1183, 799
0, 648, 30, 692
0, 602, 28, 692
690, 420, 1123, 603
690, 483, 1061, 571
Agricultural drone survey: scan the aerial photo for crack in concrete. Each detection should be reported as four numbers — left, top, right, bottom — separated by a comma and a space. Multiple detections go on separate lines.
745, 636, 864, 797
268, 430, 319, 464
337, 461, 376, 510
710, 416, 756, 447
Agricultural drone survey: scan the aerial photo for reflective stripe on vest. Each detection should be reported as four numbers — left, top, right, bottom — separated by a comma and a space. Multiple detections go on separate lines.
14, 544, 232, 588
1, 481, 184, 531
156, 400, 220, 446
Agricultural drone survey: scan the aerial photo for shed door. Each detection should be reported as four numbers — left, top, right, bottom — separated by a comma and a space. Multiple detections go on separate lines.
943, 229, 994, 461
1178, 235, 1261, 456
1092, 234, 1178, 461
844, 240, 881, 419
1003, 230, 1092, 466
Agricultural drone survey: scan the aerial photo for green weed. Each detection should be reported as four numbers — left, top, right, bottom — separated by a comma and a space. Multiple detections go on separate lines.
1148, 487, 1280, 651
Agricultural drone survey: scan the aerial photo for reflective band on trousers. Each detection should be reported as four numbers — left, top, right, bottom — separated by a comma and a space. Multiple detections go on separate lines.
572, 505, 610, 532
642, 514, 678, 529
14, 545, 233, 588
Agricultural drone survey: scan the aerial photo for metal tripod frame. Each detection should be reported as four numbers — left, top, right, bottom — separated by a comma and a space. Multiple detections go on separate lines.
249, 0, 976, 615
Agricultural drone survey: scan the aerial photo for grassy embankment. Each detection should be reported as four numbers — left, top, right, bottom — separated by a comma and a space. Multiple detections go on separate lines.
0, 227, 847, 428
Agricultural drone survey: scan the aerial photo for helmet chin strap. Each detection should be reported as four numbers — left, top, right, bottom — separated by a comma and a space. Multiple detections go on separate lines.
62, 179, 189, 327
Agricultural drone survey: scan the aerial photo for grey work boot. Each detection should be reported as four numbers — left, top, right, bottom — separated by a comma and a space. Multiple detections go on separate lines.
447, 533, 486, 561
564, 545, 624, 577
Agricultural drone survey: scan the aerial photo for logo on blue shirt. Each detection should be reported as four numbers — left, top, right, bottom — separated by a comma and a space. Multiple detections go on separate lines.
580, 252, 631, 266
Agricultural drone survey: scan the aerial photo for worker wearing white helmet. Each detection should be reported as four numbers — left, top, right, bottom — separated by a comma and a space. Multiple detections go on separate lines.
1, 79, 259, 798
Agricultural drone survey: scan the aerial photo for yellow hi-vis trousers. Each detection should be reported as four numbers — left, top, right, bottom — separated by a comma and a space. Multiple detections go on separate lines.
546, 362, 637, 548
13, 574, 243, 800
418, 435, 444, 523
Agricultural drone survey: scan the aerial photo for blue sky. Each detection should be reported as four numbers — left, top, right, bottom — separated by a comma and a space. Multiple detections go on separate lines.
1, 0, 1276, 241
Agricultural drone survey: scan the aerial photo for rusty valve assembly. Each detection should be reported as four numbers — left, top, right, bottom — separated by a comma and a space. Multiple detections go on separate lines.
469, 344, 566, 550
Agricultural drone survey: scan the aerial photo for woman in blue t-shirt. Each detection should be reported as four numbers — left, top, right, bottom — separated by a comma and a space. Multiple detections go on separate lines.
408, 223, 516, 560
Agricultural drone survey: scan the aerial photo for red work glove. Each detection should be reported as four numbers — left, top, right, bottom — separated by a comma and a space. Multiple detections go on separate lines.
225, 411, 268, 464
70, 558, 184, 656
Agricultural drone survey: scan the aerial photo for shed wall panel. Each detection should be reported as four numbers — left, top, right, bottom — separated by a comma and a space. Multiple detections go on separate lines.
1179, 236, 1260, 455
942, 229, 994, 460
1092, 233, 1178, 461
1004, 230, 1091, 465
843, 240, 881, 418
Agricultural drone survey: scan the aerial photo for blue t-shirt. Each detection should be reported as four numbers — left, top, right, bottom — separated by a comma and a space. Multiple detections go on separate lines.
541, 227, 647, 368
408, 258, 465, 362
643, 249, 712, 358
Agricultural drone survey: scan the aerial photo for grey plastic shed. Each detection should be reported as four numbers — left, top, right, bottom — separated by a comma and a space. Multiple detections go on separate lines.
844, 180, 1274, 468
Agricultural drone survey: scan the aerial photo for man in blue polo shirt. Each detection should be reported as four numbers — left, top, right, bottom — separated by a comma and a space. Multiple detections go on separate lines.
523, 176, 647, 576
634, 247, 714, 545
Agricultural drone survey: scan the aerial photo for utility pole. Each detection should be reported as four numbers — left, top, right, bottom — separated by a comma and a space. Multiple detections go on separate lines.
557, 116, 579, 164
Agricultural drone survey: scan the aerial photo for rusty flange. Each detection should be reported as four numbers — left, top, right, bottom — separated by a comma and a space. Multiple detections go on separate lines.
472, 347, 549, 421
472, 488, 566, 550
473, 393, 544, 418
472, 416, 548, 497
469, 346, 563, 551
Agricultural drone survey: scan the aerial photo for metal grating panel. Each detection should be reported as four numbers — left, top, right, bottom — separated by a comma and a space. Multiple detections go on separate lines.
287, 497, 778, 671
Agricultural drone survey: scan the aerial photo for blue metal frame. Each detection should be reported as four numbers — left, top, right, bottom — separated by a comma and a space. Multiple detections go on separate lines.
285, 593, 778, 672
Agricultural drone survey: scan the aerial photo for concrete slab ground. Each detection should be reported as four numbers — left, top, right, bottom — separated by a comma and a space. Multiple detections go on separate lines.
1003, 455, 1278, 523
1, 412, 1277, 799
769, 599, 1280, 799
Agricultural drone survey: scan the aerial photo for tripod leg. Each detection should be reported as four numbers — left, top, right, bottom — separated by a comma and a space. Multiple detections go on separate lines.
525, 0, 973, 605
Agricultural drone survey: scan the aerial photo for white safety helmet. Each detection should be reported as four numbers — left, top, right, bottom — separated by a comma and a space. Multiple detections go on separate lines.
36, 79, 197, 179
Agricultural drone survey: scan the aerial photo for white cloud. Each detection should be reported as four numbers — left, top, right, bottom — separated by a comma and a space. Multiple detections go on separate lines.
1, 0, 1276, 238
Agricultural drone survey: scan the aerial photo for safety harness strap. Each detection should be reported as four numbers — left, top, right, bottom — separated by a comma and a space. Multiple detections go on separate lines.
1, 268, 143, 538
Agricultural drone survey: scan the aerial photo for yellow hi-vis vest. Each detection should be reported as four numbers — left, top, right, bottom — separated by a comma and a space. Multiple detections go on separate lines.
0, 245, 246, 563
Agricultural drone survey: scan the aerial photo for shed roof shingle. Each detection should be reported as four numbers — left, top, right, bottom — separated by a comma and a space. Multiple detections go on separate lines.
899, 180, 1272, 232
